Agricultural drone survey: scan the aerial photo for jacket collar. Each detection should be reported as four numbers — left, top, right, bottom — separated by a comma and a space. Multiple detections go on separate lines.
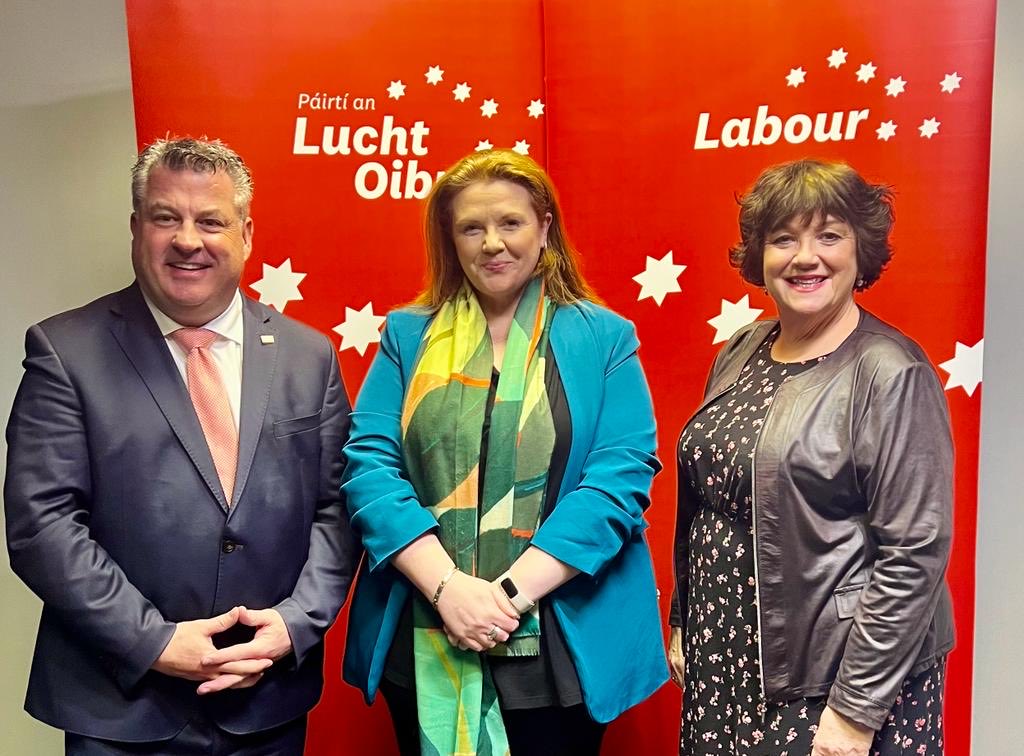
708, 308, 892, 397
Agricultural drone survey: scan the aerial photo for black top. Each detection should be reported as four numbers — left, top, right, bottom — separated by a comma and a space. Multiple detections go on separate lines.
382, 352, 582, 709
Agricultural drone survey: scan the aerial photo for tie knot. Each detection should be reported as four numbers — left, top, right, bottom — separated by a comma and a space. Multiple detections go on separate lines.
171, 327, 218, 352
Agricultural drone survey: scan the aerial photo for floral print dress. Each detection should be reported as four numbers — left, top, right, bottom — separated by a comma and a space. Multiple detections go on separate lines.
678, 332, 945, 756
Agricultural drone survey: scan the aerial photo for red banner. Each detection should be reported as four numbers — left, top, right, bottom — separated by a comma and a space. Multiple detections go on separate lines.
127, 2, 994, 752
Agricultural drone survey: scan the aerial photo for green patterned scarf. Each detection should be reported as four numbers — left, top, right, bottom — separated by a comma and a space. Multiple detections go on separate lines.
401, 277, 555, 755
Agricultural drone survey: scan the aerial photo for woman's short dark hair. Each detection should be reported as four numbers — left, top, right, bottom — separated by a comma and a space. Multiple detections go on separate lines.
414, 149, 598, 310
729, 159, 895, 290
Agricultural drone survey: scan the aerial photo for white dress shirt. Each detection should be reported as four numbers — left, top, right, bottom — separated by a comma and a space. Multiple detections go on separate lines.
143, 290, 244, 431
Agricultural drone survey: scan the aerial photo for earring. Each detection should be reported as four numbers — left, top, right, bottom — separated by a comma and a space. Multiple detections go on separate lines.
855, 277, 865, 288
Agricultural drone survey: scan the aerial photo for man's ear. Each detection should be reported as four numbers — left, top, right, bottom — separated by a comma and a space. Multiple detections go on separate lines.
242, 216, 254, 261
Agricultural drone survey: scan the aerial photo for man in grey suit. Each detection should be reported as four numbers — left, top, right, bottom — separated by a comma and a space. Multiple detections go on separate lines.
4, 138, 357, 754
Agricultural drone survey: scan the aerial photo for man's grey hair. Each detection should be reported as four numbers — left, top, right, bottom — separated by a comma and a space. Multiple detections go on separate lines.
131, 137, 254, 217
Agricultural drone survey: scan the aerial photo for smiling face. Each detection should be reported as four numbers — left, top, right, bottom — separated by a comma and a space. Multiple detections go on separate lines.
450, 179, 552, 317
762, 213, 858, 325
130, 165, 253, 326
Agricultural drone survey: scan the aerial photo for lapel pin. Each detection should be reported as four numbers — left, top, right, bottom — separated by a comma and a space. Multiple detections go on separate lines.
260, 334, 275, 345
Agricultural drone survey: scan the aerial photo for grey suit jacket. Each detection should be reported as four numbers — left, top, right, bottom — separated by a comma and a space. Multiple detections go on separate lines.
4, 283, 357, 740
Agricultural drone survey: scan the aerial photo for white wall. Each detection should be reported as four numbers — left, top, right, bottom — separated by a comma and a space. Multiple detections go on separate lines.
0, 1, 1019, 754
1, 2, 136, 750
972, 0, 1024, 753
0, 91, 137, 752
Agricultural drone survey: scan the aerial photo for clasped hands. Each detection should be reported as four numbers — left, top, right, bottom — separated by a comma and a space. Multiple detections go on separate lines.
434, 571, 521, 652
151, 606, 293, 695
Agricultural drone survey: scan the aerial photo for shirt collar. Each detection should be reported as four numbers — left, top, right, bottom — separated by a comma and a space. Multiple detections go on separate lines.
142, 289, 244, 346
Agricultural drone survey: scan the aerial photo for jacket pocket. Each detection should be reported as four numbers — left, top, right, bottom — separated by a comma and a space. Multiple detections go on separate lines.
273, 410, 323, 438
833, 583, 865, 619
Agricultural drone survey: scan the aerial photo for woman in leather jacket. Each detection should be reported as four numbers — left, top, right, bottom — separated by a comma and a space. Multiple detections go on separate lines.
669, 160, 954, 756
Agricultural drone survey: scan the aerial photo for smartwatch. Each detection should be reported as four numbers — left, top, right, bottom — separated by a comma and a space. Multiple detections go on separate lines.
498, 571, 536, 614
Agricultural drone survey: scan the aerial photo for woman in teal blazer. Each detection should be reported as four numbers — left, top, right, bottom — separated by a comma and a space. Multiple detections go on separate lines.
341, 150, 667, 755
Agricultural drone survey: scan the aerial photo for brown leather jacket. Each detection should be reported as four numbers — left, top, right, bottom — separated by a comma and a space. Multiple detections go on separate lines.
670, 309, 955, 730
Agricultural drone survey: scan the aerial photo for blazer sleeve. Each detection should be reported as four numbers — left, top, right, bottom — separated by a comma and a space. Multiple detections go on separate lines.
341, 314, 439, 570
827, 362, 954, 730
273, 339, 359, 666
529, 317, 662, 576
4, 324, 176, 692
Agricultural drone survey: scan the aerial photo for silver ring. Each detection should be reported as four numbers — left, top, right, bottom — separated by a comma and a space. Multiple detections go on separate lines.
486, 625, 499, 641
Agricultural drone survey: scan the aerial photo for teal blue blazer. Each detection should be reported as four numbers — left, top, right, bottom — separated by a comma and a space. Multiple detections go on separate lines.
341, 301, 668, 723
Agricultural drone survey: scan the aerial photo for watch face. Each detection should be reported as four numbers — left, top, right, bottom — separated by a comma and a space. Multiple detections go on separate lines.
500, 577, 519, 598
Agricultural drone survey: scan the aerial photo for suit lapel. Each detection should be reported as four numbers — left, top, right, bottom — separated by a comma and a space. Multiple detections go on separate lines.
109, 284, 229, 512
232, 297, 278, 512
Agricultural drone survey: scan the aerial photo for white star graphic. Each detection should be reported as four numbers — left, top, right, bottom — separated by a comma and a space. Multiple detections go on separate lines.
919, 117, 941, 138
885, 76, 907, 97
424, 65, 444, 85
480, 98, 499, 118
527, 99, 545, 118
249, 258, 306, 312
940, 72, 963, 94
632, 251, 687, 306
786, 67, 806, 87
475, 139, 493, 152
452, 82, 472, 102
827, 48, 848, 68
332, 303, 386, 356
938, 339, 983, 396
707, 295, 763, 344
512, 140, 530, 155
876, 120, 898, 141
856, 62, 877, 83
386, 80, 406, 100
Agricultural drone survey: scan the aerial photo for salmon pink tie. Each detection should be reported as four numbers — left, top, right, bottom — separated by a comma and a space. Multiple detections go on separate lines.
171, 328, 238, 504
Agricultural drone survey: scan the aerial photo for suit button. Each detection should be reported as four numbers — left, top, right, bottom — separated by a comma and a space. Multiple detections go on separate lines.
222, 540, 237, 554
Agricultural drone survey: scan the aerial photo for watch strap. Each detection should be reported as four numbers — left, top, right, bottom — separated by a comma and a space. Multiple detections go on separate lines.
498, 571, 536, 614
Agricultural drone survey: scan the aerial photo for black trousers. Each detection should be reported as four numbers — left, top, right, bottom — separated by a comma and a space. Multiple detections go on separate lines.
380, 678, 606, 756
65, 713, 307, 756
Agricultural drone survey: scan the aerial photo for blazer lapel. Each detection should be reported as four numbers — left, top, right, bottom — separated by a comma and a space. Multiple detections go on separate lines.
231, 297, 278, 512
109, 284, 229, 511
549, 305, 599, 503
